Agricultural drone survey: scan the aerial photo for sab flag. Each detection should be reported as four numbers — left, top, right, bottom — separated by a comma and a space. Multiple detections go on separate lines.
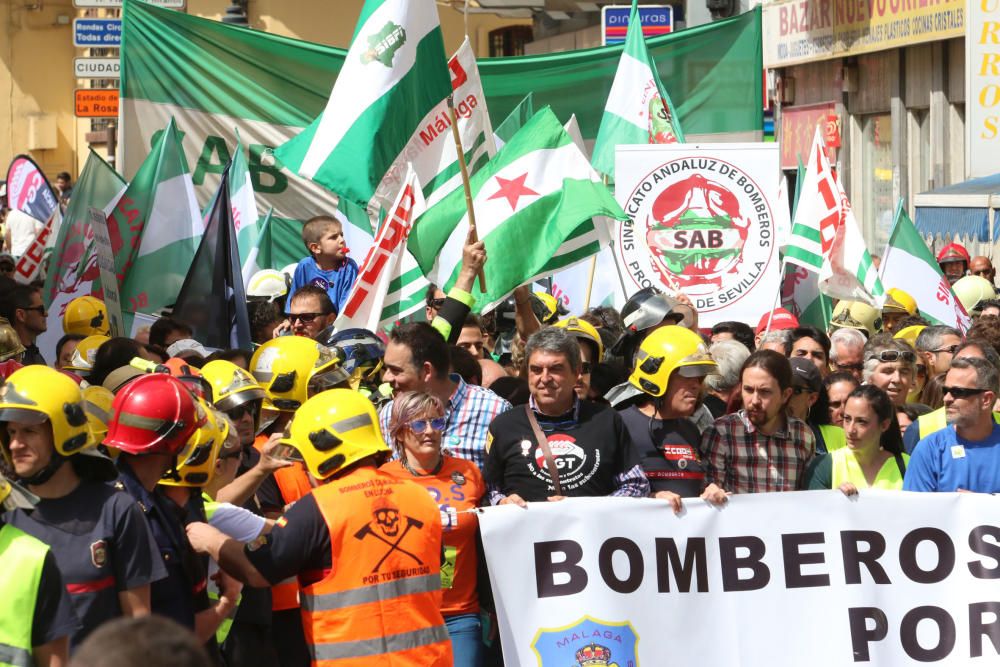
275, 0, 452, 210
591, 0, 685, 178
173, 169, 252, 350
5, 154, 59, 223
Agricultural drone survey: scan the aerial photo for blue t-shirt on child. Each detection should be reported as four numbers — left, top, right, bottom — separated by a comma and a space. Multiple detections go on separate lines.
288, 256, 360, 315
904, 423, 1000, 493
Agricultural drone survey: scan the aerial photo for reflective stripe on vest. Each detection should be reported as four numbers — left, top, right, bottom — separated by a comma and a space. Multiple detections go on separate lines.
830, 448, 907, 490
301, 573, 441, 612
0, 523, 49, 667
0, 644, 32, 667
300, 467, 451, 666
310, 625, 450, 663
917, 408, 1000, 439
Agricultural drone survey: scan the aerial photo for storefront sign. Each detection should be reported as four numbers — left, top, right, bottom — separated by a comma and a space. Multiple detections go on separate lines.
764, 0, 965, 67
967, 0, 1000, 178
614, 144, 780, 326
780, 103, 837, 169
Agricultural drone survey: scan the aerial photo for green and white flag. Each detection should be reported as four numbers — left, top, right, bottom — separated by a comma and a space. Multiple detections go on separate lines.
39, 150, 127, 358
241, 207, 275, 280
408, 107, 628, 312
880, 202, 970, 332
783, 128, 836, 273
274, 0, 451, 209
114, 119, 204, 322
819, 174, 884, 306
493, 93, 534, 149
374, 38, 499, 324
229, 137, 261, 282
591, 0, 685, 178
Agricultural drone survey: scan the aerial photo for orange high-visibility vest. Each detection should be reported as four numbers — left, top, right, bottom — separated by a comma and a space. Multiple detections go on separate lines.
300, 467, 451, 666
254, 434, 314, 611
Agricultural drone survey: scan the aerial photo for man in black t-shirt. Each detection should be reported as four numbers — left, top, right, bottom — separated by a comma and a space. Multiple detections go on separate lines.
484, 328, 649, 504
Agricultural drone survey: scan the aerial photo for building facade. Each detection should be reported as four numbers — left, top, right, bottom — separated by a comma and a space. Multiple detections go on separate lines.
763, 0, 968, 253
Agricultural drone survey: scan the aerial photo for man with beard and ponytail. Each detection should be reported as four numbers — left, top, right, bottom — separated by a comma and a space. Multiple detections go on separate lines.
701, 350, 816, 493
1, 366, 163, 649
618, 326, 729, 511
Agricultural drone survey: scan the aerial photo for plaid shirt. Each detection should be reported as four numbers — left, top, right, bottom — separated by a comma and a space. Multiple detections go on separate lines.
380, 374, 511, 471
700, 410, 815, 494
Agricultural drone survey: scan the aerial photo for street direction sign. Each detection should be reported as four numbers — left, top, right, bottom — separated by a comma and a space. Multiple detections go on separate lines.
73, 18, 122, 48
75, 89, 120, 118
74, 58, 120, 79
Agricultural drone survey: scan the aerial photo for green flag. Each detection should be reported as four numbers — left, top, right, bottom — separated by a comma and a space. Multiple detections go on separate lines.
493, 93, 534, 148
274, 0, 451, 208
591, 0, 685, 178
113, 118, 203, 322
879, 201, 970, 331
408, 107, 628, 311
39, 150, 127, 356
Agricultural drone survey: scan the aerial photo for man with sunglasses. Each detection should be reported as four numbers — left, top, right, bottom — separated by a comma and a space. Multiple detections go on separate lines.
0, 284, 48, 366
861, 337, 917, 407
282, 286, 336, 339
914, 325, 962, 380
829, 328, 866, 381
905, 356, 1000, 493
903, 340, 1000, 452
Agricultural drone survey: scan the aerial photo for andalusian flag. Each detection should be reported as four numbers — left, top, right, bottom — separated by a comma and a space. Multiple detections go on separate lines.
115, 119, 204, 321
591, 0, 685, 178
880, 202, 970, 331
274, 0, 451, 209
408, 107, 628, 311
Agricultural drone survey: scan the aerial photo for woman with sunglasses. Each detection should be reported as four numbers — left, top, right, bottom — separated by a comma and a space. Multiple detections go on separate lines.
861, 337, 917, 407
381, 391, 486, 667
804, 385, 908, 493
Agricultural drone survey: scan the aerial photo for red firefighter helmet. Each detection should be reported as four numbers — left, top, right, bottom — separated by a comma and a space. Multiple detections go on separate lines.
104, 374, 205, 456
936, 243, 970, 265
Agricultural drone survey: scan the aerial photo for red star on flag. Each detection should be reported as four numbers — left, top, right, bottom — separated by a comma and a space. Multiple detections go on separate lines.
487, 172, 540, 211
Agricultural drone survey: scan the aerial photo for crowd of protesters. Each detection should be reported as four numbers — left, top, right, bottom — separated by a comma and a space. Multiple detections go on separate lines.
1, 211, 999, 667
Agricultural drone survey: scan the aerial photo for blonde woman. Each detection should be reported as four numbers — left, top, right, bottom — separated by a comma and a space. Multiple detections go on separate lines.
381, 391, 486, 667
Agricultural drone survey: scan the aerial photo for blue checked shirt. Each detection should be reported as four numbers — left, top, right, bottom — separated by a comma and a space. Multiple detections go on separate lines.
379, 374, 511, 471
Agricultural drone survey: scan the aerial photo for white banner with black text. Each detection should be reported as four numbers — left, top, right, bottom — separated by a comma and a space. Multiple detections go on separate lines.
479, 491, 1000, 666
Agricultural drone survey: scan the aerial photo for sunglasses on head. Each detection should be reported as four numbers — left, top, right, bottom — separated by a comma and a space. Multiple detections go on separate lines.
943, 385, 987, 399
289, 312, 326, 324
408, 417, 446, 434
869, 350, 916, 363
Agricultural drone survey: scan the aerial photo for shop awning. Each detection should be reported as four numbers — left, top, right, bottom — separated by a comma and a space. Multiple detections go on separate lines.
914, 173, 1000, 242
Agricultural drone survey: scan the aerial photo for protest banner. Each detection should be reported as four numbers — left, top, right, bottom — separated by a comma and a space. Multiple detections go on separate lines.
614, 144, 781, 326
480, 492, 1000, 666
88, 208, 125, 337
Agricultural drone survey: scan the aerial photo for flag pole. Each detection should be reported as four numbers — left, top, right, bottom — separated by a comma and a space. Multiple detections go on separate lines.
764, 259, 787, 337
583, 255, 598, 310
447, 95, 487, 293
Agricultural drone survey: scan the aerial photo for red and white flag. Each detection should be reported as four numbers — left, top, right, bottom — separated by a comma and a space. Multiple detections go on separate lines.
334, 165, 424, 332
